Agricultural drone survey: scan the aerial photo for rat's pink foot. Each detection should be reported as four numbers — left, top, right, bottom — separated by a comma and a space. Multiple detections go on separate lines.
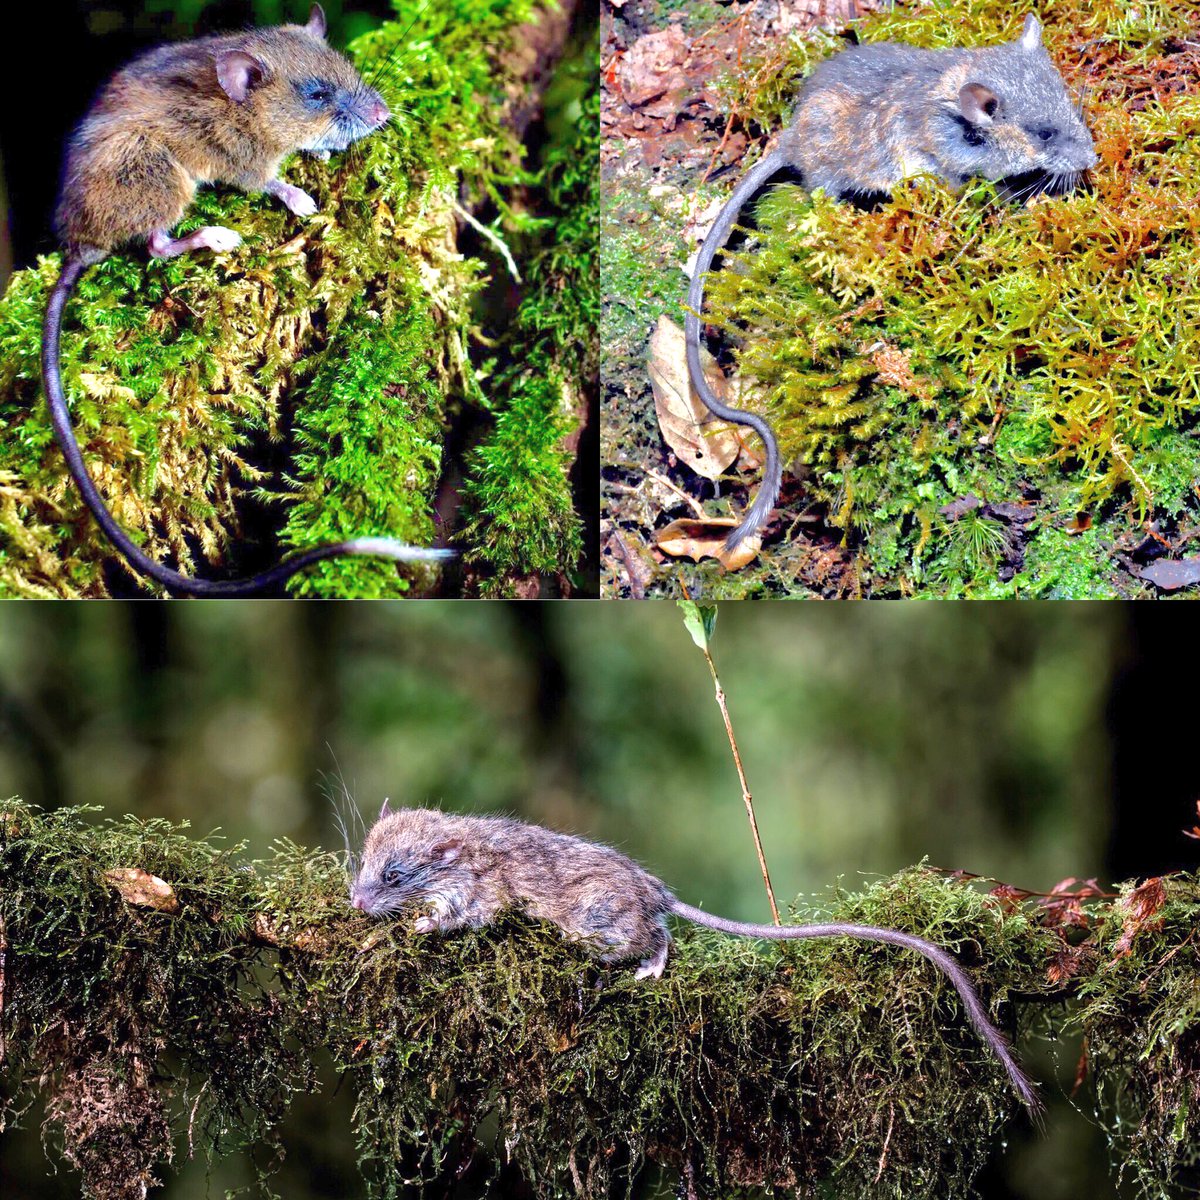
264, 180, 319, 217
148, 227, 242, 258
634, 942, 669, 980
413, 916, 437, 934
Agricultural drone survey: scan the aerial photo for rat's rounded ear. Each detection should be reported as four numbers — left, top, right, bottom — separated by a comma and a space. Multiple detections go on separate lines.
306, 4, 327, 40
1018, 14, 1043, 51
432, 839, 463, 864
216, 50, 267, 103
959, 83, 1000, 125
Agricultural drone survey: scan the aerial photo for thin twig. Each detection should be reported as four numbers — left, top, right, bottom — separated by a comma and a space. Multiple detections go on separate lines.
450, 196, 522, 283
644, 468, 708, 518
700, 644, 781, 924
875, 1104, 896, 1183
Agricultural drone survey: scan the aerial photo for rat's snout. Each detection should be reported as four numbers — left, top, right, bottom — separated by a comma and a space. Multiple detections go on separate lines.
352, 894, 368, 910
366, 96, 389, 128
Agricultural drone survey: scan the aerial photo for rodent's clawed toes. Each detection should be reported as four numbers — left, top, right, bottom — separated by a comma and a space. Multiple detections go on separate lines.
284, 188, 319, 218
200, 228, 244, 253
413, 916, 437, 934
264, 180, 320, 218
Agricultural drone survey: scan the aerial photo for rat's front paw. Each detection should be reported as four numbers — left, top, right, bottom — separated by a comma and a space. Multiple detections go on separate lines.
265, 180, 320, 218
198, 227, 244, 253
413, 916, 437, 934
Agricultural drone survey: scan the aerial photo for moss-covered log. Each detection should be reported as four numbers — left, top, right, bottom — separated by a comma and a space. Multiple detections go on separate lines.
2, 800, 1197, 1198
0, 0, 592, 598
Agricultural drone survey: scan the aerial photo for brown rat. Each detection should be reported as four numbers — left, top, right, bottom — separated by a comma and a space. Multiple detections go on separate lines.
686, 14, 1097, 550
43, 4, 454, 595
350, 803, 1040, 1111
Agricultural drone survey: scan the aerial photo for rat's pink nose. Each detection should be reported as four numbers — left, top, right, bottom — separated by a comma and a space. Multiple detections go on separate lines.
369, 99, 389, 126
352, 894, 367, 910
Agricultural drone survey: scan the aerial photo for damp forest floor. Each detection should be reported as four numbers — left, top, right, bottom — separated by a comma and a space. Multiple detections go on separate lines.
600, 0, 1200, 598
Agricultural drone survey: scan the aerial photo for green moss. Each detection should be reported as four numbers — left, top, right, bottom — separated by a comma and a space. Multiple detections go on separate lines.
0, 0, 588, 598
460, 43, 598, 592
1, 799, 1070, 1199
692, 0, 1200, 595
1072, 876, 1200, 1197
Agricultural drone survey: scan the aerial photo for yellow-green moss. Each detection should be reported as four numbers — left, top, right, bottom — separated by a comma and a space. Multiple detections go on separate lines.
0, 0, 590, 598
699, 0, 1200, 594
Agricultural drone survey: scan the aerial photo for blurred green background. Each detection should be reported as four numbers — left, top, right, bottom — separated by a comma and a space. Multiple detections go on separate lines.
0, 601, 1197, 1198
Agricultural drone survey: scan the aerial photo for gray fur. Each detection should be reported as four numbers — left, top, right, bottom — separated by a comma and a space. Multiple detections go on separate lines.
687, 14, 1097, 550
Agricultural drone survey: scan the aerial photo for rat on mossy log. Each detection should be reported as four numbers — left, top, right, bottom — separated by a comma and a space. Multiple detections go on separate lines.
43, 4, 455, 595
686, 14, 1097, 551
350, 803, 1041, 1112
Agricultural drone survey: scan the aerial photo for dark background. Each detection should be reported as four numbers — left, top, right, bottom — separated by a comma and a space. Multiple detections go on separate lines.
0, 601, 1197, 1197
0, 0, 394, 288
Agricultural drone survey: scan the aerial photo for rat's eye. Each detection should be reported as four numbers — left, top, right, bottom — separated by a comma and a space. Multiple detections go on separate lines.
297, 78, 336, 109
1033, 127, 1058, 143
383, 863, 405, 886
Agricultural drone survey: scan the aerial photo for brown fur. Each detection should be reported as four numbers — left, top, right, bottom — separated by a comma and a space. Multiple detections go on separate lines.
57, 22, 370, 252
353, 807, 674, 969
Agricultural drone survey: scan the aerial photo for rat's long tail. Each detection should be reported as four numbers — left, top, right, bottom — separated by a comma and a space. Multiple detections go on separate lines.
42, 254, 455, 597
684, 150, 787, 552
671, 899, 1041, 1112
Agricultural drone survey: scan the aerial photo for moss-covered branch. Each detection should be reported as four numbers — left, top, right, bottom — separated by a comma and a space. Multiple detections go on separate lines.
2, 800, 1197, 1198
0, 0, 590, 597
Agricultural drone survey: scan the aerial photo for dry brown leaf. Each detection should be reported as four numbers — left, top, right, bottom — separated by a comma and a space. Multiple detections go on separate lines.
619, 26, 689, 106
649, 316, 739, 481
656, 518, 761, 570
104, 868, 181, 915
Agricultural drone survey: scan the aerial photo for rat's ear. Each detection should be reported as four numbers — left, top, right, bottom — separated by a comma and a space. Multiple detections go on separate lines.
959, 83, 1000, 125
379, 798, 393, 820
432, 839, 463, 864
1018, 14, 1043, 51
306, 4, 327, 40
216, 50, 267, 103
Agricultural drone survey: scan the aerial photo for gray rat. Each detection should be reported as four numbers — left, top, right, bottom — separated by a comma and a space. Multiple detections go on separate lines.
686, 14, 1098, 550
349, 803, 1040, 1111
43, 4, 454, 596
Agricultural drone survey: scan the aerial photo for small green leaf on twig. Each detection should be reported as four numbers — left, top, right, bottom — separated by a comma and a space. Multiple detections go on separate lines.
678, 601, 718, 650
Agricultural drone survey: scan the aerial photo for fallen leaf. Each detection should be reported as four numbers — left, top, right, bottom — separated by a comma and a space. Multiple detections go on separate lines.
648, 316, 740, 481
104, 868, 180, 915
989, 501, 1036, 525
656, 518, 761, 570
939, 494, 982, 520
619, 26, 689, 106
1064, 513, 1092, 535
1140, 558, 1200, 591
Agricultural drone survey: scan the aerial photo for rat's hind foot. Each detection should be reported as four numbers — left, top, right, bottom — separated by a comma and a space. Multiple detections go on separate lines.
263, 179, 319, 217
413, 916, 437, 934
634, 940, 670, 980
148, 227, 242, 258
